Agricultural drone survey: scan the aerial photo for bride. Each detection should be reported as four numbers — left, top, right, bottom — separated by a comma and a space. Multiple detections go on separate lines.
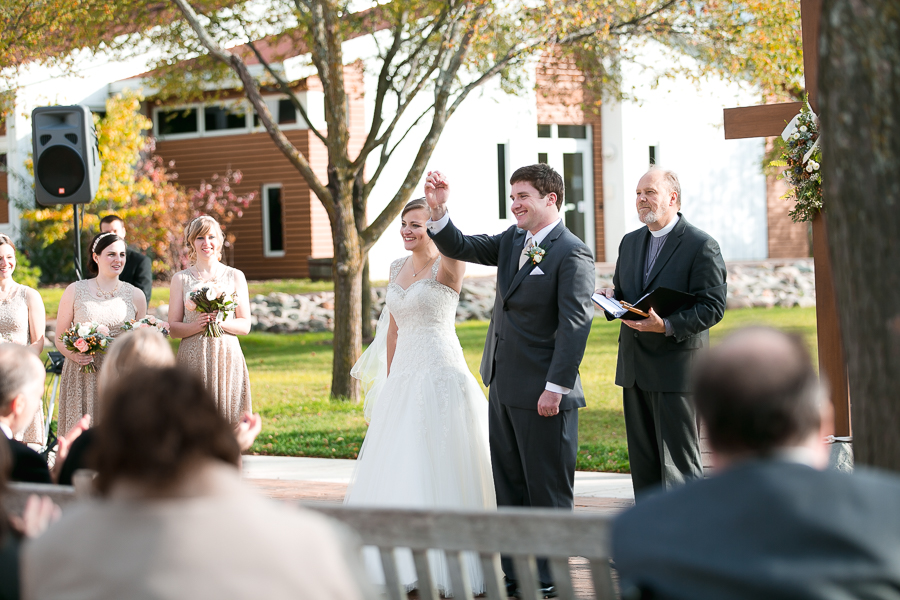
345, 197, 495, 595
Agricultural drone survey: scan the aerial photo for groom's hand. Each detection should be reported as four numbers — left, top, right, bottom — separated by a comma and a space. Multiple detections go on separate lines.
425, 170, 449, 220
537, 390, 563, 417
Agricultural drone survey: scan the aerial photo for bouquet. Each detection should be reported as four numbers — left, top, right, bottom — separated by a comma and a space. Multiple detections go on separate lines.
186, 284, 238, 337
59, 321, 113, 373
123, 315, 171, 337
769, 100, 822, 223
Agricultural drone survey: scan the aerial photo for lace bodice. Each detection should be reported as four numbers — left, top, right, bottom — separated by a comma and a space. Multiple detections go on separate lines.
177, 265, 238, 325
0, 285, 31, 345
71, 279, 137, 334
386, 256, 459, 334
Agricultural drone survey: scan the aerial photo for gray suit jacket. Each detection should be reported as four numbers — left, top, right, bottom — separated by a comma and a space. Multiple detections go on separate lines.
612, 460, 900, 600
431, 220, 595, 410
612, 214, 726, 392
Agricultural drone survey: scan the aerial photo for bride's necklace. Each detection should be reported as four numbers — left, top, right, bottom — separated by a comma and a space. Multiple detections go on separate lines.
93, 279, 120, 299
0, 283, 17, 303
192, 263, 220, 282
411, 254, 438, 278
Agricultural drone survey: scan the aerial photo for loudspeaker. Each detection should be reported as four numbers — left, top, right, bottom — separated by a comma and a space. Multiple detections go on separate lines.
31, 105, 101, 206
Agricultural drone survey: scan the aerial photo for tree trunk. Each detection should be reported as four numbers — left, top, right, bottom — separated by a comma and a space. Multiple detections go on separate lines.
361, 257, 373, 342
820, 0, 900, 471
330, 197, 363, 402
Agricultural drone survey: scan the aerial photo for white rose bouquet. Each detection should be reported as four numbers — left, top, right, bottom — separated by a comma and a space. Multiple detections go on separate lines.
187, 284, 238, 337
122, 315, 171, 337
59, 321, 113, 373
769, 99, 822, 223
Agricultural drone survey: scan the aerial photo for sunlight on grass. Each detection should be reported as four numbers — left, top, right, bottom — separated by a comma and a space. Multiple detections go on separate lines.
179, 306, 817, 472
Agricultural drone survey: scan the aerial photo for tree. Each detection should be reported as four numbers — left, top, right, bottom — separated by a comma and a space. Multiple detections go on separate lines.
819, 0, 900, 472
17, 92, 255, 281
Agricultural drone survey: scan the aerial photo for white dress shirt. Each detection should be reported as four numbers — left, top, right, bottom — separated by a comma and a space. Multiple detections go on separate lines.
0, 422, 12, 439
427, 212, 571, 396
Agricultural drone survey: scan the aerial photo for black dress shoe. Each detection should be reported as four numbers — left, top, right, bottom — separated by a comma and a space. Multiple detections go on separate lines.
538, 584, 558, 599
504, 577, 518, 598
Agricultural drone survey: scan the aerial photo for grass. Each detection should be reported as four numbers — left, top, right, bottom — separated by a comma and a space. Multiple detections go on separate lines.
218, 306, 817, 472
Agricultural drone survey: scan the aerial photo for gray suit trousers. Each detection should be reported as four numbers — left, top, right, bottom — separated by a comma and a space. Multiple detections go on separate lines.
623, 386, 703, 497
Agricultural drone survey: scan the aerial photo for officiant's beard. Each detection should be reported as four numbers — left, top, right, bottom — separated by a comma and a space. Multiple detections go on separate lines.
639, 208, 660, 224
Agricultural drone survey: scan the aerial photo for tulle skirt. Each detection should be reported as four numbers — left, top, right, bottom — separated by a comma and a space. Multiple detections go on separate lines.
345, 349, 496, 594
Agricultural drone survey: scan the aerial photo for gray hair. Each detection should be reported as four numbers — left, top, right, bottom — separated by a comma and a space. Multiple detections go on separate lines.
646, 168, 681, 208
0, 345, 44, 411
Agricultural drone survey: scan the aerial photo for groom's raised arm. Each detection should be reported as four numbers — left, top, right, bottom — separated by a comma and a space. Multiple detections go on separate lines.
428, 213, 504, 266
547, 244, 596, 389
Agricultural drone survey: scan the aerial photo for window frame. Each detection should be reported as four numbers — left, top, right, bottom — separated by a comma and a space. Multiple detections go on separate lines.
154, 95, 309, 140
261, 183, 286, 258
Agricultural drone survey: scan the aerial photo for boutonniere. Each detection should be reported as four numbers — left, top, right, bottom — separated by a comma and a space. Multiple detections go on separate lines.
526, 243, 548, 265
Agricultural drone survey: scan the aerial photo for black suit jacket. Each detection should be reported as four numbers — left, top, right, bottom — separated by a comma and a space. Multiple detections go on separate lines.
122, 247, 152, 304
612, 460, 900, 600
431, 220, 595, 410
612, 214, 726, 392
3, 436, 51, 484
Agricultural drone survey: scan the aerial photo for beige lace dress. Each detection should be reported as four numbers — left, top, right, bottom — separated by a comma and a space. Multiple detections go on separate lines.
175, 266, 251, 423
0, 284, 45, 444
58, 280, 137, 437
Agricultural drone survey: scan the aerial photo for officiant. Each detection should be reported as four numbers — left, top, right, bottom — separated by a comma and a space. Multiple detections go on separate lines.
597, 168, 726, 498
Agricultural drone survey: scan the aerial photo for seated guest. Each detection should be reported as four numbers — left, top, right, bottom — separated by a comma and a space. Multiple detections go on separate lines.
0, 437, 60, 600
612, 327, 900, 600
23, 366, 372, 600
57, 329, 261, 485
0, 345, 51, 484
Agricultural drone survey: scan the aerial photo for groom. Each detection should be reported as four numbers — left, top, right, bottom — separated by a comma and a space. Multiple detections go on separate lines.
425, 165, 595, 596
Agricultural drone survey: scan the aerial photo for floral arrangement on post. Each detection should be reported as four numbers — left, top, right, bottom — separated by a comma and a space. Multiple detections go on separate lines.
122, 315, 171, 337
59, 322, 113, 373
187, 285, 238, 337
769, 100, 822, 223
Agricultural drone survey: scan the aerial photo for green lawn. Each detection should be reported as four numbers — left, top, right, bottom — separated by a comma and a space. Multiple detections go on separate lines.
216, 306, 817, 472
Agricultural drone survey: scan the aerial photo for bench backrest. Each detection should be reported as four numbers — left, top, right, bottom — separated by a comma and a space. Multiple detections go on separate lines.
4, 484, 617, 600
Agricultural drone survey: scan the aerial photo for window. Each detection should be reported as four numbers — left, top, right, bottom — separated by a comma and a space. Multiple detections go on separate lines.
557, 125, 587, 139
538, 152, 548, 164
0, 153, 6, 172
157, 108, 199, 136
262, 184, 285, 257
497, 144, 507, 219
537, 124, 552, 138
204, 106, 247, 132
649, 145, 658, 166
277, 99, 297, 124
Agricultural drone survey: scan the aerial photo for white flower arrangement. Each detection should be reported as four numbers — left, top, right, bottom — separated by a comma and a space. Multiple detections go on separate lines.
769, 99, 822, 223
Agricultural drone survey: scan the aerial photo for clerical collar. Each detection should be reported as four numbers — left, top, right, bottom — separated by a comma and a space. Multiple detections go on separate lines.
525, 218, 562, 246
650, 214, 680, 238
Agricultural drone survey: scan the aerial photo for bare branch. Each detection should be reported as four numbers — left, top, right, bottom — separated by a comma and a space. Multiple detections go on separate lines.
363, 101, 436, 199
170, 0, 334, 213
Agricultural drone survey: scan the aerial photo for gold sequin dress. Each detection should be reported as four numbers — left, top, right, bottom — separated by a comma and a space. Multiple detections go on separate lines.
58, 280, 136, 437
175, 266, 251, 423
0, 284, 45, 444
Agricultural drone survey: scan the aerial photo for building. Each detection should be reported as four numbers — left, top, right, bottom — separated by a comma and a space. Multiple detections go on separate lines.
0, 34, 807, 281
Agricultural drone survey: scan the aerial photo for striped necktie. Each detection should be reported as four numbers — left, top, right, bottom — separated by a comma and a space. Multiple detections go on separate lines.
519, 237, 535, 269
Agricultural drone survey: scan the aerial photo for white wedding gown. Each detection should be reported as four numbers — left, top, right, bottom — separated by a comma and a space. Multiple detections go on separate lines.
345, 256, 496, 595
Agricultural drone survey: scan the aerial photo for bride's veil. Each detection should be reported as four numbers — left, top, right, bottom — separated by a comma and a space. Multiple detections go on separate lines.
351, 305, 391, 422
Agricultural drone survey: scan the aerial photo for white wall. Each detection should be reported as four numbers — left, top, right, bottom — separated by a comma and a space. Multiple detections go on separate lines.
604, 42, 768, 263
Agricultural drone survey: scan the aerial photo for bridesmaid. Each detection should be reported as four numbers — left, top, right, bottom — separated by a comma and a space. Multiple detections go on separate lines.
55, 232, 147, 436
169, 216, 252, 422
0, 234, 47, 444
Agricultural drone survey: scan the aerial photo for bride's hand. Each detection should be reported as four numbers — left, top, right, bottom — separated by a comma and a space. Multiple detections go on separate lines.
424, 170, 449, 217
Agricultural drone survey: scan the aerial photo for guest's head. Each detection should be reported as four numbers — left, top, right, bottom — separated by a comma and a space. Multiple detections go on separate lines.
94, 366, 240, 496
97, 329, 176, 398
88, 232, 126, 277
400, 197, 433, 253
509, 164, 564, 233
99, 215, 127, 240
184, 215, 225, 263
0, 234, 18, 283
636, 168, 680, 230
0, 345, 45, 435
693, 327, 830, 470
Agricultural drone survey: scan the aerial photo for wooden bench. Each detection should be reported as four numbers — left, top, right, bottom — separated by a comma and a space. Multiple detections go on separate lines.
5, 483, 618, 600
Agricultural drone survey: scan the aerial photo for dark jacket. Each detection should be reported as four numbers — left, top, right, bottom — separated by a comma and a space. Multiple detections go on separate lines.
4, 436, 51, 485
431, 220, 595, 410
122, 247, 152, 304
612, 214, 727, 392
613, 460, 900, 600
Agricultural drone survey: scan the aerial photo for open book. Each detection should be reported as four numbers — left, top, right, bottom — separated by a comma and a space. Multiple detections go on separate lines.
592, 287, 696, 321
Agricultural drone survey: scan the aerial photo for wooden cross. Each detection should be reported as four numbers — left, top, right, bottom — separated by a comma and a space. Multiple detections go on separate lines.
722, 0, 850, 437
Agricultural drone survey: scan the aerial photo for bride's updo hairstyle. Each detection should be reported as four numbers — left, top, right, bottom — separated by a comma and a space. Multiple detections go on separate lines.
93, 365, 240, 496
401, 197, 430, 219
184, 215, 225, 262
88, 232, 124, 275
